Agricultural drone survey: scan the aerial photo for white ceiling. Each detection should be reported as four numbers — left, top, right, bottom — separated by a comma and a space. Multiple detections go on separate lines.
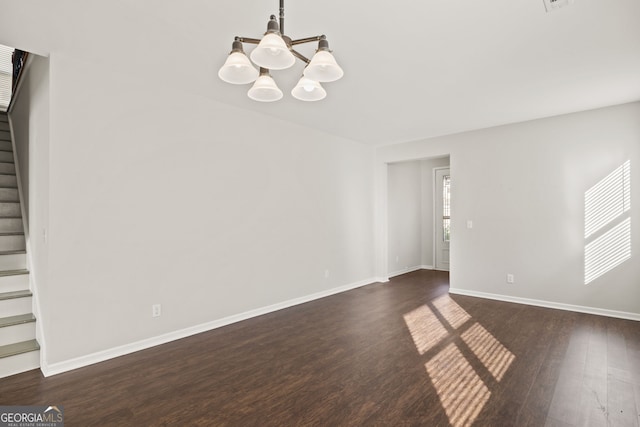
2, 0, 639, 145
209, 0, 640, 145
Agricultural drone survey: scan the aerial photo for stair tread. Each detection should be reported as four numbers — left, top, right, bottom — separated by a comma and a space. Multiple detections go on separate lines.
0, 339, 39, 359
0, 313, 35, 328
0, 269, 28, 277
0, 290, 32, 300
0, 250, 26, 255
0, 232, 24, 236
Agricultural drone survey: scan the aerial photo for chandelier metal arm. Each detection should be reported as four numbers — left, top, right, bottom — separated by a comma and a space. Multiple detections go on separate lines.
235, 36, 261, 45
289, 49, 310, 64
290, 35, 324, 46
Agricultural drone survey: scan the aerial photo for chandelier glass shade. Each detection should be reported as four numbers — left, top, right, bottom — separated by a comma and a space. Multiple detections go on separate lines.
218, 42, 259, 85
218, 0, 343, 102
248, 70, 284, 102
291, 76, 326, 102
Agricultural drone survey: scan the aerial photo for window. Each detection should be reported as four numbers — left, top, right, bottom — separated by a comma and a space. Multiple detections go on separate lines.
0, 44, 13, 111
443, 175, 450, 242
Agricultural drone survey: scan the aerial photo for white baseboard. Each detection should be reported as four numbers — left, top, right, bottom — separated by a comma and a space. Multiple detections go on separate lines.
41, 277, 378, 377
449, 288, 640, 322
421, 265, 434, 270
388, 265, 424, 278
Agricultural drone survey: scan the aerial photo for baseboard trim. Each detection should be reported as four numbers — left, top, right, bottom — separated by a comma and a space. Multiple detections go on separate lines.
448, 288, 640, 322
388, 265, 424, 279
41, 277, 378, 377
421, 265, 434, 270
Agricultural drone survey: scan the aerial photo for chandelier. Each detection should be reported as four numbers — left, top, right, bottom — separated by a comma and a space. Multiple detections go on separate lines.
218, 0, 343, 102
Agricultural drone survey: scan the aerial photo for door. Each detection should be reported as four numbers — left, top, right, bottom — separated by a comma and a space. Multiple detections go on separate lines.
434, 168, 450, 271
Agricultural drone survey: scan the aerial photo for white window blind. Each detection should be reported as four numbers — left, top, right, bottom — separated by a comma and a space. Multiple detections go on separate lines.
0, 44, 14, 112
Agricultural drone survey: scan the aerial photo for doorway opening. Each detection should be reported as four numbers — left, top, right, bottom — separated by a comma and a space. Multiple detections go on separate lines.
386, 155, 450, 278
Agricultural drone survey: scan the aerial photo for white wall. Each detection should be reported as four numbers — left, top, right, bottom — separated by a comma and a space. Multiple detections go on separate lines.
39, 53, 374, 365
387, 161, 422, 276
9, 54, 50, 352
377, 102, 640, 316
1, 5, 376, 369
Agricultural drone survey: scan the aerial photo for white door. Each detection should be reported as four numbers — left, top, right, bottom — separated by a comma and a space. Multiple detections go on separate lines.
434, 168, 450, 271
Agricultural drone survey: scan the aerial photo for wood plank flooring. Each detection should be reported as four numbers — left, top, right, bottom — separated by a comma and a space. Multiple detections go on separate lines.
0, 270, 639, 426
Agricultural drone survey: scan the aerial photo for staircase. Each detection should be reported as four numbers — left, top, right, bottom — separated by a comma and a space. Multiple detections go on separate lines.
0, 112, 40, 378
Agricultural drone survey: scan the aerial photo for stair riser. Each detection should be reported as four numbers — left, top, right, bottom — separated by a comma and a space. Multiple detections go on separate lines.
0, 152, 13, 163
0, 188, 19, 202
0, 235, 25, 252
0, 218, 23, 233
0, 131, 10, 141
0, 122, 9, 131
0, 273, 28, 292
0, 141, 11, 152
0, 297, 32, 317
0, 350, 39, 379
0, 202, 21, 217
0, 163, 15, 174
0, 323, 35, 347
0, 175, 17, 188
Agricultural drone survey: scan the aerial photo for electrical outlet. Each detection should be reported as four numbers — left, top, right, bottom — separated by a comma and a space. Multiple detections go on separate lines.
506, 274, 515, 284
396, 255, 399, 263
467, 220, 473, 229
324, 269, 330, 279
152, 304, 162, 317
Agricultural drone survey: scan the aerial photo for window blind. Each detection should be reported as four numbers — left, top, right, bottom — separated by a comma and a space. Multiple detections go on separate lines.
0, 44, 14, 112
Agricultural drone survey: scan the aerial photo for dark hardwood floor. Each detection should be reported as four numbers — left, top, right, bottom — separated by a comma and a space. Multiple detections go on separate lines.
1, 270, 639, 426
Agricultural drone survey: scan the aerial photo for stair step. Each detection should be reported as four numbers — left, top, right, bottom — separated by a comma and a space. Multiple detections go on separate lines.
0, 218, 23, 233
0, 269, 28, 277
0, 175, 17, 188
0, 131, 9, 141
0, 290, 32, 317
0, 339, 39, 359
0, 122, 9, 131
0, 202, 21, 217
0, 342, 39, 378
0, 249, 26, 255
0, 268, 29, 292
0, 315, 36, 347
0, 234, 25, 252
0, 313, 35, 328
0, 141, 11, 152
0, 163, 15, 174
0, 253, 27, 272
0, 188, 19, 202
0, 152, 13, 163
0, 290, 32, 300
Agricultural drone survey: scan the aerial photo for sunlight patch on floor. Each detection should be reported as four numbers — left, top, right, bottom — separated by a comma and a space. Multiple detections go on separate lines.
403, 305, 448, 355
404, 296, 515, 426
426, 342, 491, 427
432, 294, 471, 329
461, 323, 515, 381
